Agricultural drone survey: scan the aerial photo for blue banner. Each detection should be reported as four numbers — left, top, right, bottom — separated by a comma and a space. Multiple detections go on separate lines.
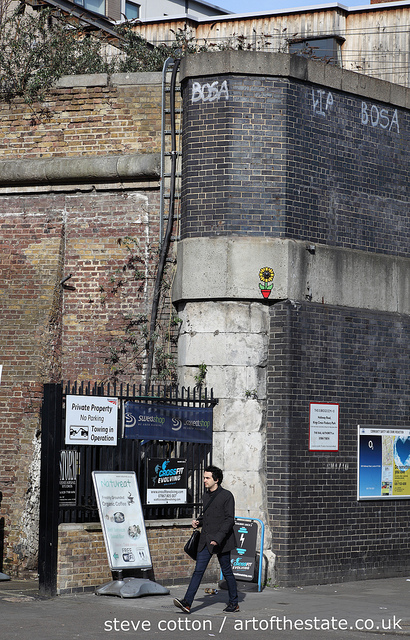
124, 402, 213, 443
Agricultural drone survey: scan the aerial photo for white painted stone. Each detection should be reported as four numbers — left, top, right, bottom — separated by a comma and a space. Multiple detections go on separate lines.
173, 236, 289, 302
217, 430, 264, 468
214, 398, 264, 433
179, 300, 269, 335
179, 301, 229, 333
178, 331, 268, 367
208, 366, 266, 400
177, 297, 270, 576
223, 471, 266, 519
178, 364, 266, 402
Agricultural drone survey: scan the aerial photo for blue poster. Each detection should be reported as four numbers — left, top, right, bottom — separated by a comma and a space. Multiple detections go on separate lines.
358, 434, 382, 498
124, 401, 213, 443
358, 427, 410, 499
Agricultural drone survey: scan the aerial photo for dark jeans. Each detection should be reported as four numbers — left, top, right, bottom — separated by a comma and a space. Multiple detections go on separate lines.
184, 546, 238, 606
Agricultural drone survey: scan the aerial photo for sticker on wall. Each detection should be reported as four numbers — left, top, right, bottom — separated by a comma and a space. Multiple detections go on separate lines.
259, 267, 274, 299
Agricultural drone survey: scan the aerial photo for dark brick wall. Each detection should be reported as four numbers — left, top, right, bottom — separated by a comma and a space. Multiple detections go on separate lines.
182, 74, 410, 257
181, 76, 288, 238
182, 69, 410, 584
267, 300, 410, 585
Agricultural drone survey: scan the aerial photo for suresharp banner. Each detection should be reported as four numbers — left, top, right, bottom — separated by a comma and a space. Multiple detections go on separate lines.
92, 471, 152, 571
124, 401, 213, 444
358, 426, 410, 499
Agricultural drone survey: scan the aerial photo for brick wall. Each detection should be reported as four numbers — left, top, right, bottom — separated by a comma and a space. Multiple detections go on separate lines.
0, 209, 64, 574
267, 300, 410, 585
181, 75, 288, 239
180, 54, 410, 585
0, 74, 162, 160
57, 521, 219, 594
0, 74, 165, 576
181, 73, 410, 257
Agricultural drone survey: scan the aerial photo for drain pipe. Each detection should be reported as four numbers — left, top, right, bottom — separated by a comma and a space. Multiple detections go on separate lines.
144, 58, 180, 390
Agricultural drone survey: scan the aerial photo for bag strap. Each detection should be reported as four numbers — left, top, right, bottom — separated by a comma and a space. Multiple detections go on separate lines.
198, 487, 219, 518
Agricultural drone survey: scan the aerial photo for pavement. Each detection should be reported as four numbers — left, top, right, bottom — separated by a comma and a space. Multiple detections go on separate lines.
0, 574, 409, 640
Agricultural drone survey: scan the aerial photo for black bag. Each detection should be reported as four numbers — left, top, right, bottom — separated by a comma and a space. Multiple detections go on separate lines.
184, 529, 200, 560
184, 488, 218, 560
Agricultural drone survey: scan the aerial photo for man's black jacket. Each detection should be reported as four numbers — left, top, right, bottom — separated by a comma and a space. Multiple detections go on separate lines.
197, 485, 236, 554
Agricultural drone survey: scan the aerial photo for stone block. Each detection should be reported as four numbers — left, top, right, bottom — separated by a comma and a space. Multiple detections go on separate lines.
214, 397, 264, 433
177, 331, 268, 367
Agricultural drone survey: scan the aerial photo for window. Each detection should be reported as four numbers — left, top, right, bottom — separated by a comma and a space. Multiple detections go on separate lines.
74, 0, 105, 16
289, 36, 344, 67
124, 0, 140, 20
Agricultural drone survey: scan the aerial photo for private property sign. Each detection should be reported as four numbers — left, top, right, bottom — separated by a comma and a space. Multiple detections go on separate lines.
65, 395, 118, 446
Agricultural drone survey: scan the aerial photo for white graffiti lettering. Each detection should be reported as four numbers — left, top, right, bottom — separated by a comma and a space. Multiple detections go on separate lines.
312, 89, 334, 116
192, 80, 229, 103
361, 102, 399, 133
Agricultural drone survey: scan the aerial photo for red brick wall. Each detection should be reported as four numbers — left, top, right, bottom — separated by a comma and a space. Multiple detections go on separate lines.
0, 74, 162, 160
0, 74, 165, 577
57, 522, 219, 594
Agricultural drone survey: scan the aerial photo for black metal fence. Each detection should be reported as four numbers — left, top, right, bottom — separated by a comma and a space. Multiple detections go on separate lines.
39, 381, 217, 596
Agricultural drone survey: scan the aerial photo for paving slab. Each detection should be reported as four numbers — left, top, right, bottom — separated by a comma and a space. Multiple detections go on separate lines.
0, 576, 409, 640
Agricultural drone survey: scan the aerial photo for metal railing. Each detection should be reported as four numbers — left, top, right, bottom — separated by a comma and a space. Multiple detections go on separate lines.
58, 381, 216, 524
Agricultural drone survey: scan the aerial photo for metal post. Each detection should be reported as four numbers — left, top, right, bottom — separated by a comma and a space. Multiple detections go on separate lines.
38, 383, 63, 596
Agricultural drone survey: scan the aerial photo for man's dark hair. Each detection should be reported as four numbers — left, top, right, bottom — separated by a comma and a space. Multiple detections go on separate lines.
205, 465, 223, 485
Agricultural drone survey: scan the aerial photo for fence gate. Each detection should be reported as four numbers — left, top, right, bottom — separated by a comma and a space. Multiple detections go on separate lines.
38, 381, 217, 596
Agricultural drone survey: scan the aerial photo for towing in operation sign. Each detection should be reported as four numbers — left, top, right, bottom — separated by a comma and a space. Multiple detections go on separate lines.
65, 394, 118, 446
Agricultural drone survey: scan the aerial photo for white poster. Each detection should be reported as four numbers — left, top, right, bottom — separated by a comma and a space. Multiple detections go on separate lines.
309, 402, 339, 451
65, 395, 118, 446
92, 471, 152, 571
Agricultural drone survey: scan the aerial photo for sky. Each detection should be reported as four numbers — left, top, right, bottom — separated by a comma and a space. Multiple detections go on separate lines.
219, 0, 370, 12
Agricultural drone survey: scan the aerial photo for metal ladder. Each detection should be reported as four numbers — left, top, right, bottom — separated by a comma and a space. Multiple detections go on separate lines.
160, 58, 182, 247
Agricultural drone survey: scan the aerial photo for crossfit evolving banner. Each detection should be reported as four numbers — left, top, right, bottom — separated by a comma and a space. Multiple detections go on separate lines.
146, 458, 187, 505
124, 401, 212, 443
231, 519, 258, 582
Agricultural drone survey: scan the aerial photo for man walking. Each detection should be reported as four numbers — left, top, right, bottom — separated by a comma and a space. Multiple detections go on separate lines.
173, 465, 239, 613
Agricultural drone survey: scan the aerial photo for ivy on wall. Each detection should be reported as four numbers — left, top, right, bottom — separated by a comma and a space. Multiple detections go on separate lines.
0, 7, 206, 105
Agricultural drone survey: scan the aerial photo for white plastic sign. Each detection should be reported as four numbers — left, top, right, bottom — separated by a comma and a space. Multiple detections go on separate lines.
92, 471, 152, 571
65, 395, 118, 446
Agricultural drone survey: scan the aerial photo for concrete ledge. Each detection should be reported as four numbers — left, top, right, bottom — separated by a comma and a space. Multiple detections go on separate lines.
59, 519, 193, 532
0, 153, 160, 187
55, 72, 162, 88
110, 72, 162, 86
179, 51, 410, 109
55, 73, 109, 88
173, 236, 410, 314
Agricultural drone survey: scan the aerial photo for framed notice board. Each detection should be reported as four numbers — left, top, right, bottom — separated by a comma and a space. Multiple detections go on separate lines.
92, 471, 152, 570
357, 426, 410, 500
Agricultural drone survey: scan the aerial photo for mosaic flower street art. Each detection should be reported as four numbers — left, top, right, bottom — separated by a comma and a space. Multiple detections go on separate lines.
259, 267, 274, 298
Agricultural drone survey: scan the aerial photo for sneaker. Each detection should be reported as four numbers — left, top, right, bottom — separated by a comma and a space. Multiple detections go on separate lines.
173, 597, 191, 613
223, 602, 240, 612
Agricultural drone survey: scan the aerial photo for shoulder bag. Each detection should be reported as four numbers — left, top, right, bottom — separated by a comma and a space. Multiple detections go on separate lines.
183, 489, 219, 560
